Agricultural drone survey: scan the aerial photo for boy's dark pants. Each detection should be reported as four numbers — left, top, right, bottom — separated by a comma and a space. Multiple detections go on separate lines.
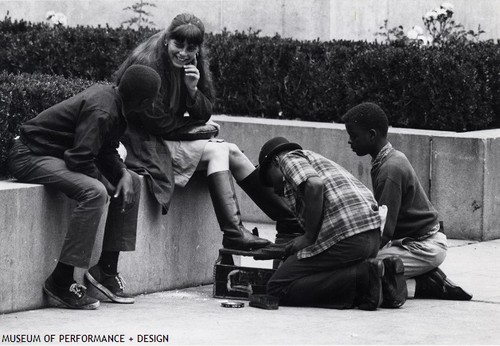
267, 229, 380, 308
7, 139, 141, 268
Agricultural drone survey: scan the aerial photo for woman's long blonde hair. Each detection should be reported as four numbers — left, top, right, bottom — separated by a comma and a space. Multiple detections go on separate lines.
114, 13, 214, 101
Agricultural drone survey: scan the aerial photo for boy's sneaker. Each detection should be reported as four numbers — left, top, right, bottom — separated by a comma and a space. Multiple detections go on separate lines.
85, 265, 135, 304
43, 276, 99, 310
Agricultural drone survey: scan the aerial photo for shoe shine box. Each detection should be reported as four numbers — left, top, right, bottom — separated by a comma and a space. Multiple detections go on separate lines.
213, 248, 278, 300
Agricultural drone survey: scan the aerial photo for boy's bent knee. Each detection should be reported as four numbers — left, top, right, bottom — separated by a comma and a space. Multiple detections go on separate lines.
266, 277, 286, 298
80, 182, 109, 206
430, 248, 447, 269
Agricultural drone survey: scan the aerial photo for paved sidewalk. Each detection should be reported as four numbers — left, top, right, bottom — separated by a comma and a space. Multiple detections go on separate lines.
0, 224, 499, 345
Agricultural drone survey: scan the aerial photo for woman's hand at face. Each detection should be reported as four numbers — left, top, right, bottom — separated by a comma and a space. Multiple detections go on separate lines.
183, 55, 199, 99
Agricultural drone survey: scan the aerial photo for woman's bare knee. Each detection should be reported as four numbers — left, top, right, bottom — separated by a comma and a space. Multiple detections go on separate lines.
201, 141, 230, 164
227, 143, 245, 160
228, 143, 255, 180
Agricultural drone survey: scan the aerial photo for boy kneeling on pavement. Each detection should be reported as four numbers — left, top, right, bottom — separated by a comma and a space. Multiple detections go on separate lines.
258, 137, 407, 310
343, 102, 472, 301
8, 65, 161, 309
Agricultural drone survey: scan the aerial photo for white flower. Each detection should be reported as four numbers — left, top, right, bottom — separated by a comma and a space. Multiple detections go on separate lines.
435, 8, 447, 17
417, 35, 430, 45
441, 2, 454, 12
424, 10, 438, 21
52, 12, 67, 26
407, 29, 419, 40
45, 10, 56, 20
413, 25, 424, 35
46, 10, 67, 25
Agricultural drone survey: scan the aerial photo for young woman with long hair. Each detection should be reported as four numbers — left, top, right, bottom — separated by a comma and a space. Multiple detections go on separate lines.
115, 13, 301, 251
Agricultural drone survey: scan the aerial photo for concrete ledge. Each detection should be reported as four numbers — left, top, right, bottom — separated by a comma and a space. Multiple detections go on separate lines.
0, 173, 221, 314
3, 115, 499, 313
213, 115, 500, 241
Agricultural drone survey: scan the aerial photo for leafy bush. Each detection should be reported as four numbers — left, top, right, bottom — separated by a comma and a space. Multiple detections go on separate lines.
376, 2, 485, 46
208, 30, 499, 131
342, 44, 498, 131
0, 15, 499, 135
122, 0, 157, 28
0, 15, 156, 81
0, 72, 94, 177
207, 31, 371, 122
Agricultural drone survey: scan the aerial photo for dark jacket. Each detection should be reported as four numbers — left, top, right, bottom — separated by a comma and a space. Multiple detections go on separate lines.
121, 124, 174, 214
137, 68, 212, 138
20, 84, 127, 183
121, 67, 213, 213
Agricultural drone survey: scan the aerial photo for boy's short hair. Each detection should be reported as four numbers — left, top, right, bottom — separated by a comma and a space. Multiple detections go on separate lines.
343, 102, 389, 137
118, 65, 161, 104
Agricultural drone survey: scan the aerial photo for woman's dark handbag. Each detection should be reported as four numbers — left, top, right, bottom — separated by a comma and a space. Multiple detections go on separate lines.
164, 121, 219, 141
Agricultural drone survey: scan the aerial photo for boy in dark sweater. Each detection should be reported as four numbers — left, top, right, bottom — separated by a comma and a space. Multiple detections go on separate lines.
343, 102, 472, 301
7, 65, 161, 309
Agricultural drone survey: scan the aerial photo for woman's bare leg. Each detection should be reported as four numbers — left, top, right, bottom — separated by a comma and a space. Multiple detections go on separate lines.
199, 141, 255, 181
199, 141, 230, 175
227, 143, 255, 181
200, 141, 270, 250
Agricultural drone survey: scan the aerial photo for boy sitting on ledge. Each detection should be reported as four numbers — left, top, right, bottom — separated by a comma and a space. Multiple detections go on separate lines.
343, 102, 472, 301
7, 65, 161, 309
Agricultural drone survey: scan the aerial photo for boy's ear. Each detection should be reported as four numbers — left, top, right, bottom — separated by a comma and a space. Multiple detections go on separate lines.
368, 129, 378, 140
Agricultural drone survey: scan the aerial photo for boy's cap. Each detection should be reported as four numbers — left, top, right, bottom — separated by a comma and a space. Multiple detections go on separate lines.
119, 64, 161, 102
258, 137, 302, 185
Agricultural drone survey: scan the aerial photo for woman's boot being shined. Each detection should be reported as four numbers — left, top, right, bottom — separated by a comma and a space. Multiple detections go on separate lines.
237, 167, 304, 236
207, 170, 271, 251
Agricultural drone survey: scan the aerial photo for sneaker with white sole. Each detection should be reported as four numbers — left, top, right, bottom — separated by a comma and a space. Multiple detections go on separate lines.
43, 275, 99, 310
85, 265, 135, 304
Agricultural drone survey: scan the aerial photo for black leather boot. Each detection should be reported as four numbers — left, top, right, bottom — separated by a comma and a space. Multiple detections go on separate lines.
207, 171, 271, 251
381, 256, 407, 308
354, 259, 385, 311
414, 267, 472, 300
237, 167, 304, 235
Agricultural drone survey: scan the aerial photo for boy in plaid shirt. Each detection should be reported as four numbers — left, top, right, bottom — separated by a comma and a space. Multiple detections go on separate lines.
258, 137, 406, 310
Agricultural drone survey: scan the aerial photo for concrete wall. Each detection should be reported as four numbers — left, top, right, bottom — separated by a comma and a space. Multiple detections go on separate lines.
0, 0, 499, 41
0, 173, 221, 314
330, 0, 500, 41
2, 115, 500, 313
212, 115, 500, 241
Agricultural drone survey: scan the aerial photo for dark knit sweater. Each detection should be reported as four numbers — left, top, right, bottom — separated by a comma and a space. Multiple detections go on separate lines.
371, 149, 439, 246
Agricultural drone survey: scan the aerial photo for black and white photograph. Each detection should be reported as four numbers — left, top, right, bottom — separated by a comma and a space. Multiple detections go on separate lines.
0, 0, 498, 344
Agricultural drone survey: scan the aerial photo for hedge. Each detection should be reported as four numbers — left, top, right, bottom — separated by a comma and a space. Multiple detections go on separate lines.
1, 16, 500, 132
342, 43, 499, 131
0, 72, 94, 177
0, 17, 155, 81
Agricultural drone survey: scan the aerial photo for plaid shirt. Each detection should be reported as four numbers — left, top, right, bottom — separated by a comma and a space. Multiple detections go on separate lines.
279, 150, 381, 259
